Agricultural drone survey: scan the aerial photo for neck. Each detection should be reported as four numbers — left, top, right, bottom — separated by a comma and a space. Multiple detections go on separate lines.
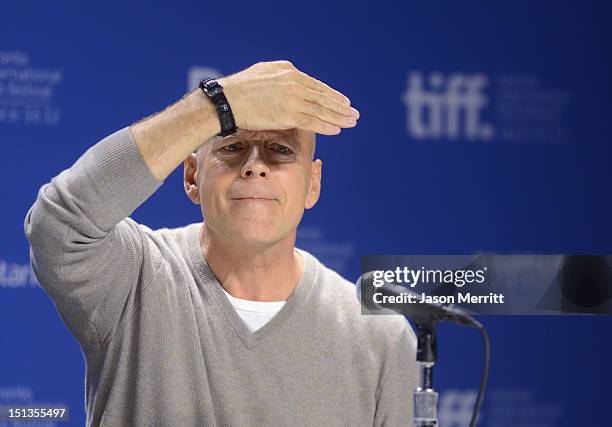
200, 223, 304, 302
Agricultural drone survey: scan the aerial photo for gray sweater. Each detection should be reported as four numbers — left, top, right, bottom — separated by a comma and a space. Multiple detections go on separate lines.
24, 126, 418, 426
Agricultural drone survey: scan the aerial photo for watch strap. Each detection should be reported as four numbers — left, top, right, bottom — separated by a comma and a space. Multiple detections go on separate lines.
199, 78, 238, 137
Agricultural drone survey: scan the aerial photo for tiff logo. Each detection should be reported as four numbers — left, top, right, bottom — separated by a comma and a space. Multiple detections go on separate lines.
402, 72, 494, 141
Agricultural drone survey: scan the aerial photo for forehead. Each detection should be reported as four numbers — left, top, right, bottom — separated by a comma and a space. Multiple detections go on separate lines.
221, 129, 303, 144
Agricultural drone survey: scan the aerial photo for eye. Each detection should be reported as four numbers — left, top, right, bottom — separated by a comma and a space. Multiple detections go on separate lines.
269, 144, 293, 155
220, 142, 244, 153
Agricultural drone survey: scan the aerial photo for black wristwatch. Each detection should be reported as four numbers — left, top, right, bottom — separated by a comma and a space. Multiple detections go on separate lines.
199, 78, 238, 137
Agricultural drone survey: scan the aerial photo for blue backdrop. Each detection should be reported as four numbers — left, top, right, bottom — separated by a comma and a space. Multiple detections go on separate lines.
1, 1, 611, 425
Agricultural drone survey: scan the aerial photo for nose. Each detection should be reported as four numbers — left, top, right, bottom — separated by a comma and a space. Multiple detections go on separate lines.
240, 145, 270, 179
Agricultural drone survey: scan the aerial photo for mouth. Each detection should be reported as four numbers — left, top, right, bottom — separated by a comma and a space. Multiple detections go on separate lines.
231, 197, 277, 202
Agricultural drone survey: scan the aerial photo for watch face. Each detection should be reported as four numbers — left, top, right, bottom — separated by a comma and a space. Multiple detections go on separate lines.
202, 80, 223, 96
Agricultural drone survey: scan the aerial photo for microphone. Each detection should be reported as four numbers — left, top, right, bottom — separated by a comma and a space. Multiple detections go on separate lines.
355, 271, 478, 327
356, 271, 490, 427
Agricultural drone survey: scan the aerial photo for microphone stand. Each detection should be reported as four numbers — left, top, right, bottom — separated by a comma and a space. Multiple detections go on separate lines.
354, 273, 489, 427
411, 316, 490, 427
413, 320, 438, 426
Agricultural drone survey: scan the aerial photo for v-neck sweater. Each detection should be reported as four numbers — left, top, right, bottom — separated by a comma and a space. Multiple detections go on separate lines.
24, 125, 418, 426
220, 287, 286, 333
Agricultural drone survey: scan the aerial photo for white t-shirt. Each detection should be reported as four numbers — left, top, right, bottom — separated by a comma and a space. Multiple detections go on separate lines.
221, 287, 286, 332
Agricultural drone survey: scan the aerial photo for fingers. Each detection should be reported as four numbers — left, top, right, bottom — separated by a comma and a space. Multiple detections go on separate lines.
294, 70, 351, 106
297, 99, 357, 130
294, 113, 342, 135
264, 60, 360, 135
301, 87, 359, 119
270, 60, 351, 106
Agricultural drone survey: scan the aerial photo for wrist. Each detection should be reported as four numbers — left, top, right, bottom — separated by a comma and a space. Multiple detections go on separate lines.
129, 92, 221, 182
199, 78, 238, 136
216, 76, 242, 129
187, 89, 222, 136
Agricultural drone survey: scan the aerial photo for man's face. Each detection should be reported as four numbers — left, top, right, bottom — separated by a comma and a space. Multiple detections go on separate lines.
184, 128, 322, 248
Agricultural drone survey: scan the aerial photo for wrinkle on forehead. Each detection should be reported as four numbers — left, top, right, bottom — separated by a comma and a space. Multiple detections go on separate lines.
224, 128, 314, 148
229, 128, 300, 141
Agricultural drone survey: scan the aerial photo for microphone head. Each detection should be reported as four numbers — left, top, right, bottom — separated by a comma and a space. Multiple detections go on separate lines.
356, 270, 476, 326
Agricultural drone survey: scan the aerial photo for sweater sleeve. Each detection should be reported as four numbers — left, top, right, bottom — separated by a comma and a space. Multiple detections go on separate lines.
23, 126, 164, 352
373, 317, 419, 427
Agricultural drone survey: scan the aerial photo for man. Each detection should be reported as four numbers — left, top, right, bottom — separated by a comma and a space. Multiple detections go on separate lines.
24, 60, 418, 426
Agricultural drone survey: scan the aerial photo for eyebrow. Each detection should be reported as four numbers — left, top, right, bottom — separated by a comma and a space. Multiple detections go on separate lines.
215, 134, 300, 148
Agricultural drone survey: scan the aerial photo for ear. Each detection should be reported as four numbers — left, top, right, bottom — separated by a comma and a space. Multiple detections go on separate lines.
305, 159, 322, 209
184, 152, 201, 205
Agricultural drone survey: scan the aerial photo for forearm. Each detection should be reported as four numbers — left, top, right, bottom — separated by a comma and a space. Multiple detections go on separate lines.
25, 88, 219, 273
129, 88, 221, 181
